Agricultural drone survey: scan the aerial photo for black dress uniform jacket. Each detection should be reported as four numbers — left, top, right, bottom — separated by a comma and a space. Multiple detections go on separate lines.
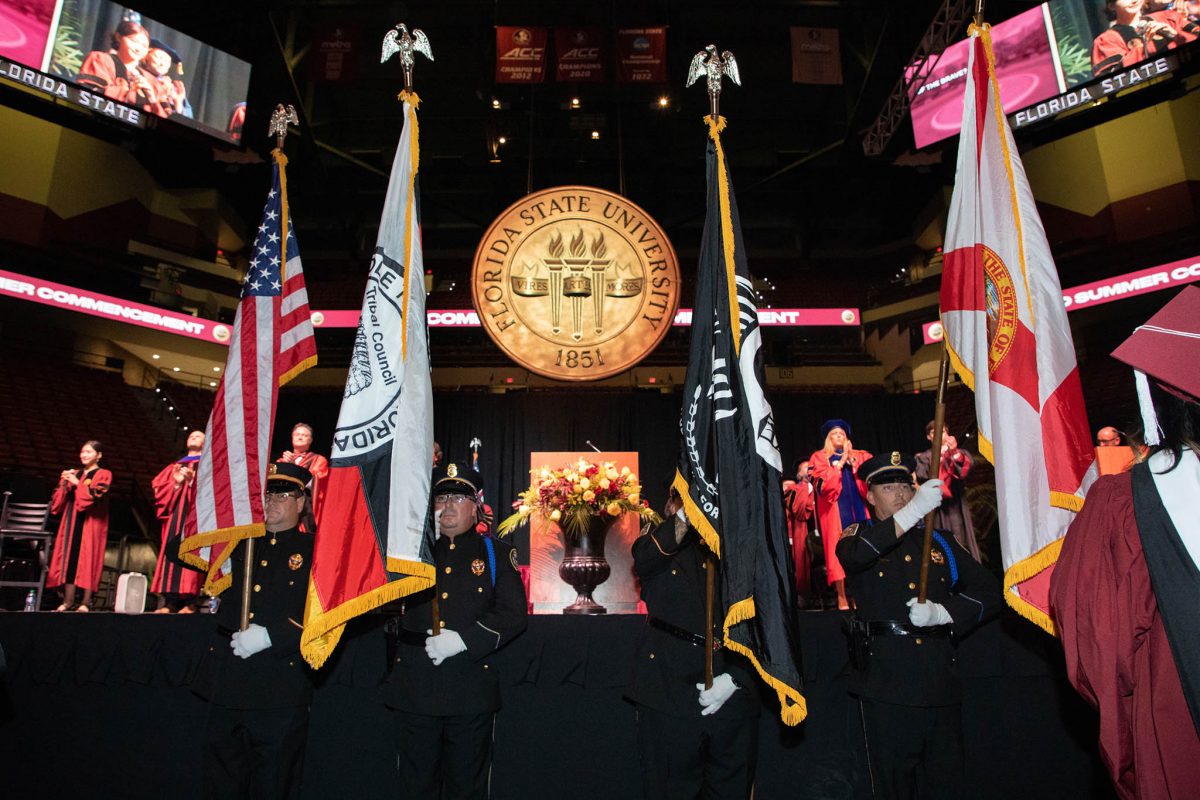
835, 517, 1001, 706
192, 527, 315, 708
384, 531, 527, 716
626, 520, 760, 719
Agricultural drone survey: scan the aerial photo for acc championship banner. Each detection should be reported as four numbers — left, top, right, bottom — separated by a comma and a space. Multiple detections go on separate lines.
554, 27, 605, 82
495, 26, 548, 83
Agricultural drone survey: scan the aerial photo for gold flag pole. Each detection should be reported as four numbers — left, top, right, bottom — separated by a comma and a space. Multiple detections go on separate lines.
917, 347, 951, 603
242, 105, 299, 631
686, 42, 741, 690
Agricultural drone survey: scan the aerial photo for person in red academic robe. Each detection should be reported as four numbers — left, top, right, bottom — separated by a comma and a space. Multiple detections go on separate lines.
1051, 287, 1200, 799
914, 422, 981, 561
47, 440, 112, 612
1092, 0, 1199, 77
76, 21, 172, 117
279, 422, 329, 524
809, 420, 872, 610
150, 430, 205, 613
782, 459, 816, 607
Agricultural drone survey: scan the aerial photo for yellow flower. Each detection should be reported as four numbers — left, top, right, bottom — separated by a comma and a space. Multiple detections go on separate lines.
573, 483, 584, 494
583, 490, 596, 502
606, 502, 622, 516
550, 509, 562, 522
599, 478, 611, 490
580, 477, 591, 490
628, 493, 640, 504
518, 504, 531, 514
567, 472, 578, 483
540, 468, 551, 480
607, 468, 619, 480
620, 466, 630, 476
628, 473, 638, 483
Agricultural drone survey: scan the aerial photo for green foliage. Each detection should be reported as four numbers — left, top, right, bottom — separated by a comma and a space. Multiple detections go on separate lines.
50, 2, 85, 79
1050, 3, 1094, 87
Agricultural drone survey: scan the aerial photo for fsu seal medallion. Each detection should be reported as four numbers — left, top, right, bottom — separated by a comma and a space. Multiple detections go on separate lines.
471, 186, 681, 380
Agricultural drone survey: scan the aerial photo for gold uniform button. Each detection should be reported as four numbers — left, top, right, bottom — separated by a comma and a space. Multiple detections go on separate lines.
878, 571, 884, 577
483, 664, 489, 670
915, 638, 923, 645
671, 569, 677, 575
249, 612, 255, 620
289, 660, 295, 666
439, 620, 446, 628
269, 539, 277, 546
649, 653, 656, 660
445, 567, 452, 575
449, 542, 456, 550
288, 580, 294, 586
260, 560, 268, 567
908, 582, 916, 590
904, 555, 912, 562
253, 584, 261, 593
441, 592, 449, 599
477, 587, 483, 593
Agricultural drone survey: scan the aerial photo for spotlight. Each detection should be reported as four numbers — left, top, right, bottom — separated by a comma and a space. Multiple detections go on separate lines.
492, 98, 501, 109
570, 97, 581, 109
657, 96, 669, 108
209, 381, 217, 387
151, 354, 160, 360
497, 136, 507, 145
212, 366, 221, 372
172, 367, 181, 372
155, 388, 161, 393
591, 130, 600, 140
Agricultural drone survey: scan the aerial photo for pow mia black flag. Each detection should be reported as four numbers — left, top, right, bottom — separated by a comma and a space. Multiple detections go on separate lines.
673, 118, 807, 725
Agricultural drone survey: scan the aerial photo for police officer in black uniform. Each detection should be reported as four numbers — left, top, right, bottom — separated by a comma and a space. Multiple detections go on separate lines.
193, 461, 316, 800
626, 488, 761, 800
836, 452, 1001, 800
384, 462, 527, 800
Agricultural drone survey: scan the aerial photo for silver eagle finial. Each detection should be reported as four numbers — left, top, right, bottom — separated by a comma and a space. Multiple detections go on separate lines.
268, 104, 299, 148
381, 23, 433, 90
685, 45, 741, 119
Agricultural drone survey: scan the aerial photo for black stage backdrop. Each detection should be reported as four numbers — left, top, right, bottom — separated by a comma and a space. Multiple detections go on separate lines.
276, 389, 933, 542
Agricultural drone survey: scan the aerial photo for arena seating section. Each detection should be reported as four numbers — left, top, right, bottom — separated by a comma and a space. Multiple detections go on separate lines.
0, 354, 183, 501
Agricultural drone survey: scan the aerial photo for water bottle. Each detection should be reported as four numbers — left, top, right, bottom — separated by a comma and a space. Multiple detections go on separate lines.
23, 590, 36, 612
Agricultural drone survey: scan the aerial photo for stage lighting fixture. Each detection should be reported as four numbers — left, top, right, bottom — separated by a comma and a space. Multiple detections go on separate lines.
657, 96, 669, 108
152, 354, 160, 359
212, 366, 221, 372
591, 130, 600, 140
570, 97, 581, 109
172, 367, 181, 372
498, 136, 507, 145
492, 98, 501, 109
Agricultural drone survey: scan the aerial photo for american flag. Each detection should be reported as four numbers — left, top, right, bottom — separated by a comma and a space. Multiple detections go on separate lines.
180, 152, 318, 594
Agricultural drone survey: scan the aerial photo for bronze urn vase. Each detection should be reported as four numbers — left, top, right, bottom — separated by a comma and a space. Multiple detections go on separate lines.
559, 514, 613, 614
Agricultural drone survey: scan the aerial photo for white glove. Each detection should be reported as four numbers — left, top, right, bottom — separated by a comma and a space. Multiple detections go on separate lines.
696, 673, 739, 716
891, 479, 944, 533
907, 597, 953, 627
230, 624, 272, 659
425, 629, 467, 665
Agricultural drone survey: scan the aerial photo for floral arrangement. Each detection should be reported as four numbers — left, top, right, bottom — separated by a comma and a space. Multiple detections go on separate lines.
497, 458, 662, 537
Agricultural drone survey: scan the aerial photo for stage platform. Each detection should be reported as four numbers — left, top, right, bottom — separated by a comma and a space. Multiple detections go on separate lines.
0, 610, 1113, 799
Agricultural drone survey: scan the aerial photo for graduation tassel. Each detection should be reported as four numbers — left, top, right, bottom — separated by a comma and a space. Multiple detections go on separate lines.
1135, 370, 1162, 446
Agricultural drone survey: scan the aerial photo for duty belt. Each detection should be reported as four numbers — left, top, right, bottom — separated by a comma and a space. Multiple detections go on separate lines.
647, 616, 723, 652
849, 619, 952, 638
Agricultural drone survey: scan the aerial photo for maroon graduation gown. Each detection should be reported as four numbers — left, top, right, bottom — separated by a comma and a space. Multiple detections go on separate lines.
48, 468, 112, 592
150, 460, 202, 595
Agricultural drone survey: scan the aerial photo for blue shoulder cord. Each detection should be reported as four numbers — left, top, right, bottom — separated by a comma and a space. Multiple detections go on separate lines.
483, 535, 497, 588
930, 531, 959, 587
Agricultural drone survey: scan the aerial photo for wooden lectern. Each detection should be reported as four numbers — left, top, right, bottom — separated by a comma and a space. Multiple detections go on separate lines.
527, 451, 644, 614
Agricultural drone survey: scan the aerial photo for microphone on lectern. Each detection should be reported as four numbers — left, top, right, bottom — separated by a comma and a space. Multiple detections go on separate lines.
585, 440, 602, 453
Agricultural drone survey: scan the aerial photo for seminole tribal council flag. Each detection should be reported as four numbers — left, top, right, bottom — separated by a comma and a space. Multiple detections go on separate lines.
301, 92, 435, 668
674, 117, 806, 725
940, 26, 1097, 634
180, 150, 318, 593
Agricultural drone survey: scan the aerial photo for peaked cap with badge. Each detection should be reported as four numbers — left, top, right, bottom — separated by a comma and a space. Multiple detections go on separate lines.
266, 461, 313, 493
432, 462, 483, 497
856, 451, 917, 487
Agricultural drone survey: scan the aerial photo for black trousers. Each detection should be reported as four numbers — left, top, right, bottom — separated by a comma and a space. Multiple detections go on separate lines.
202, 704, 309, 800
635, 704, 758, 800
859, 699, 964, 800
394, 709, 494, 800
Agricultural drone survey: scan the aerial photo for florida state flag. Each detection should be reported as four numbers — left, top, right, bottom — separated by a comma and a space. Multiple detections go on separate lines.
301, 91, 435, 667
940, 26, 1096, 634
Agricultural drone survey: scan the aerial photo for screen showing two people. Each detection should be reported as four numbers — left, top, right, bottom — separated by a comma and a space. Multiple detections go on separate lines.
0, 0, 251, 143
907, 0, 1198, 149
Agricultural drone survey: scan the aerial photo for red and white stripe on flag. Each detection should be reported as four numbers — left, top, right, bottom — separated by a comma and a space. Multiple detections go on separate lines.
180, 152, 317, 594
939, 26, 1096, 634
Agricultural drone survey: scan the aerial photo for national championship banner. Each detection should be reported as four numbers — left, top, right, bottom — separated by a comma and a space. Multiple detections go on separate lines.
301, 91, 435, 668
616, 27, 667, 84
940, 25, 1096, 634
495, 26, 548, 83
179, 150, 318, 593
674, 116, 807, 726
